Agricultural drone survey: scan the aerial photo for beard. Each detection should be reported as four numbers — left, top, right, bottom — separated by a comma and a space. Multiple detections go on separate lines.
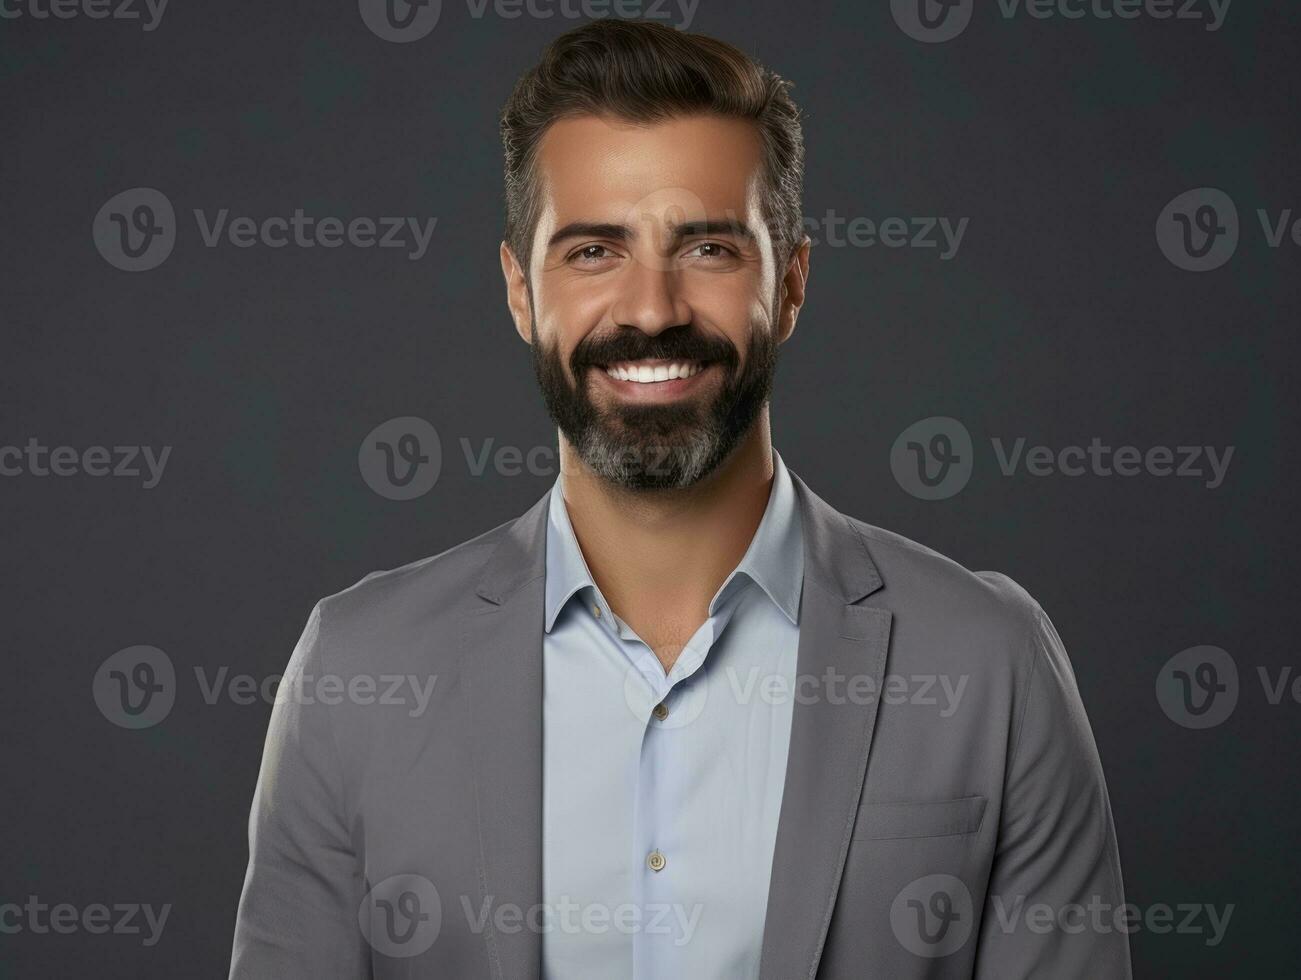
531, 319, 778, 491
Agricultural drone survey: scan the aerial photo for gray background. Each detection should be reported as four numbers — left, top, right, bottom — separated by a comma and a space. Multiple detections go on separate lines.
2, 0, 1298, 976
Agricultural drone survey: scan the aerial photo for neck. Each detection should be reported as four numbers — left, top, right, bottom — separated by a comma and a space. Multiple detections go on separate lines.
556, 413, 776, 664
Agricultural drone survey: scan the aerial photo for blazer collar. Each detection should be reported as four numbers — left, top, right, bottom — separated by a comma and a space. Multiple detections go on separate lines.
474, 458, 884, 609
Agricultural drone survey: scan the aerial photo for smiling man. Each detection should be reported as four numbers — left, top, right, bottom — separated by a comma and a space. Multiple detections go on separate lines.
231, 20, 1130, 980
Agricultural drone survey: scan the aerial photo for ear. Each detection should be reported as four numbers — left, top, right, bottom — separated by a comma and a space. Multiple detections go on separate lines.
500, 241, 533, 345
776, 236, 811, 344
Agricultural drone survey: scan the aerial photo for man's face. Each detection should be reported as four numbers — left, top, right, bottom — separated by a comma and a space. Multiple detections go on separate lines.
501, 113, 807, 490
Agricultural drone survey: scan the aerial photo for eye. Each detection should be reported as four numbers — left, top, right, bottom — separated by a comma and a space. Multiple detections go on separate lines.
684, 241, 733, 260
570, 244, 617, 265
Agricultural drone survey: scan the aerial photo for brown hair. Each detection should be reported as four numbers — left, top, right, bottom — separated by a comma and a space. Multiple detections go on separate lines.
500, 19, 805, 272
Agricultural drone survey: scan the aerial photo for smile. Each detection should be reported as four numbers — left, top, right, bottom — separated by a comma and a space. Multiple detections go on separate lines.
601, 359, 705, 383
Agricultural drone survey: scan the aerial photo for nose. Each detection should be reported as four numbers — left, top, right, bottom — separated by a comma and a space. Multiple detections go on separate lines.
608, 254, 693, 336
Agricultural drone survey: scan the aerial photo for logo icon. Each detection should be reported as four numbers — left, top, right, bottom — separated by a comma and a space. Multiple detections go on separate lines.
1156, 645, 1239, 729
891, 874, 974, 957
93, 188, 176, 272
1156, 188, 1239, 272
359, 874, 442, 957
359, 417, 442, 500
359, 0, 441, 42
890, 416, 973, 500
891, 0, 973, 43
93, 645, 176, 729
622, 659, 709, 730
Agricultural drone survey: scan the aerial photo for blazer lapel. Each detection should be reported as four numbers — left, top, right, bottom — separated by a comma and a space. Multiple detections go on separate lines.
461, 474, 891, 980
759, 474, 893, 980
463, 490, 550, 980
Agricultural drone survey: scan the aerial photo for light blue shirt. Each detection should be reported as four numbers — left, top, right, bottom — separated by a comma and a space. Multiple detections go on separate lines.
540, 449, 804, 980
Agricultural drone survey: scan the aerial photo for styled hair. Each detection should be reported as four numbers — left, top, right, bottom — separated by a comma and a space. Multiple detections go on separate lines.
500, 19, 805, 272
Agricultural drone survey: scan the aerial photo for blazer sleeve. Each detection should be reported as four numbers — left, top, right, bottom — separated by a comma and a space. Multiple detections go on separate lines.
229, 603, 371, 979
973, 605, 1132, 979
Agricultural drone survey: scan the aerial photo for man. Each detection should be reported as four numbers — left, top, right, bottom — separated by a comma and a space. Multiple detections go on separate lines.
230, 20, 1130, 980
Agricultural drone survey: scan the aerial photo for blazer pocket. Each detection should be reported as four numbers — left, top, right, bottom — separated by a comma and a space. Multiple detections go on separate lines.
851, 795, 987, 841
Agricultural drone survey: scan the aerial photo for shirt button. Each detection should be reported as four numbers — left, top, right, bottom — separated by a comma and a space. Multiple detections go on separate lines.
647, 849, 666, 873
652, 702, 669, 721
592, 604, 602, 619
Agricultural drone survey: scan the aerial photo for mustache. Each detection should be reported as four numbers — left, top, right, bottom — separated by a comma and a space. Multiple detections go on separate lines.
570, 325, 740, 373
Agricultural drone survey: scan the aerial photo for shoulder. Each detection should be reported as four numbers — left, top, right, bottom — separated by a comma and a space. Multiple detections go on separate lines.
860, 518, 1040, 620
326, 519, 507, 617
843, 514, 1051, 675
306, 512, 521, 672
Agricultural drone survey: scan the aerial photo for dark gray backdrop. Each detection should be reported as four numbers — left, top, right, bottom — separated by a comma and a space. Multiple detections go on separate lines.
2, 0, 1298, 976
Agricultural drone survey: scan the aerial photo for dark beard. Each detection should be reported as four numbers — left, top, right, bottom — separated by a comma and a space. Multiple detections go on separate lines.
531, 321, 777, 490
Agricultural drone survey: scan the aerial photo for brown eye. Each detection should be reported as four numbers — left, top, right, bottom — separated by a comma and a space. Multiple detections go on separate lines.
687, 242, 730, 260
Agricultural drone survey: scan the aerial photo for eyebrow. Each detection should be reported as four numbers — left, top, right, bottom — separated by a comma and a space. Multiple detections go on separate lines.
546, 217, 758, 250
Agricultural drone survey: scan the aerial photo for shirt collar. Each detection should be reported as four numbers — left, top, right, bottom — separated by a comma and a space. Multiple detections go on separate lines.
544, 448, 804, 633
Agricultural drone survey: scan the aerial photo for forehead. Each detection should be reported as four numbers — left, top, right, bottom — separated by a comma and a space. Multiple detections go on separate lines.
533, 113, 765, 228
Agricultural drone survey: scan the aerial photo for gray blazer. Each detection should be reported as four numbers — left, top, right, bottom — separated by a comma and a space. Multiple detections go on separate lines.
230, 471, 1131, 979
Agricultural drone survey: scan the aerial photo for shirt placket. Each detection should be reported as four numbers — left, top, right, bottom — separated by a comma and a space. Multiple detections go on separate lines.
623, 596, 743, 979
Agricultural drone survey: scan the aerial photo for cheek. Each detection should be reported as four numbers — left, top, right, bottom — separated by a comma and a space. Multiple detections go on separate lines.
534, 277, 610, 351
680, 275, 773, 347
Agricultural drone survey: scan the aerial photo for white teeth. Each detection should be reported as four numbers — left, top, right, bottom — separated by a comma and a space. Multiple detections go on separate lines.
604, 361, 702, 383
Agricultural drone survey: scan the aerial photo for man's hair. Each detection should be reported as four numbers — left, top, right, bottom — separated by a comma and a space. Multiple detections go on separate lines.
500, 20, 805, 274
